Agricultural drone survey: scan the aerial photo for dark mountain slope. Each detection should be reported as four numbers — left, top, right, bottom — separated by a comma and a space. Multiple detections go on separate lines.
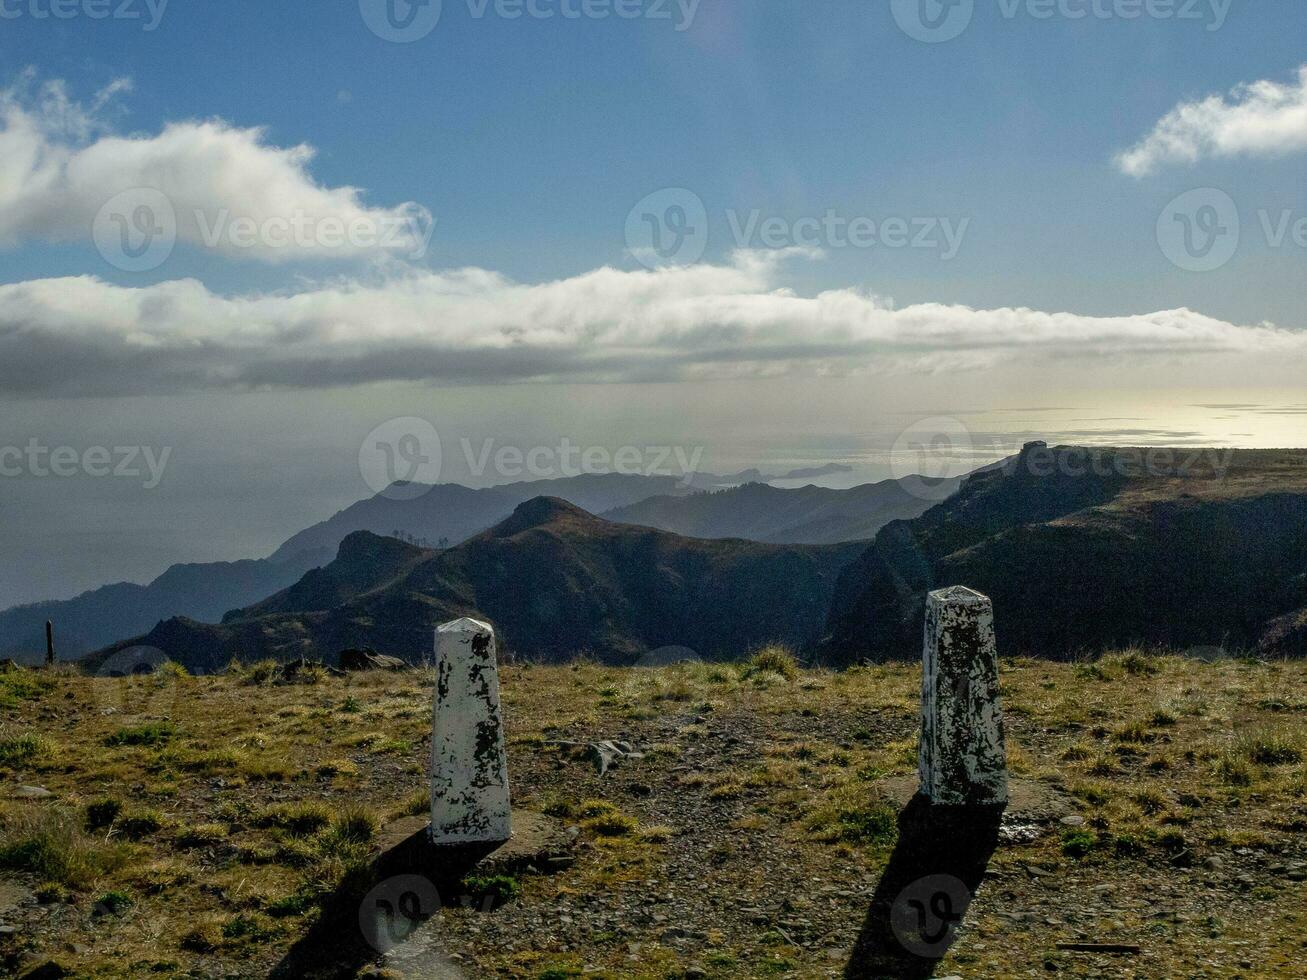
98, 498, 864, 672
601, 478, 957, 544
0, 550, 328, 665
234, 532, 433, 620
819, 444, 1307, 664
2, 472, 721, 662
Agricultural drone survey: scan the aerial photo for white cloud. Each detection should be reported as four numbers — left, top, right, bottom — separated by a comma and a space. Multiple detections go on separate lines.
1116, 65, 1307, 177
0, 251, 1301, 397
0, 73, 430, 260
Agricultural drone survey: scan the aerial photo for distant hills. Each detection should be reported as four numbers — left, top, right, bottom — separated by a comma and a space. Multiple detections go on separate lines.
43, 443, 1307, 672
94, 499, 867, 672
601, 478, 959, 545
4, 468, 938, 663
268, 471, 716, 564
818, 444, 1307, 664
0, 550, 331, 666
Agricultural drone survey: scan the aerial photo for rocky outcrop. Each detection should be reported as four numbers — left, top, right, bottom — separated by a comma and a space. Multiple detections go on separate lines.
819, 445, 1307, 663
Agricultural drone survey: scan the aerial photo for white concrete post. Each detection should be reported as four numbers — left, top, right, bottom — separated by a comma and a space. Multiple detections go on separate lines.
430, 618, 512, 844
919, 586, 1008, 806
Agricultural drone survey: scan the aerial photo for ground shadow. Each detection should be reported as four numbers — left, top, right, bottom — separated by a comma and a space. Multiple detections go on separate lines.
844, 793, 1004, 980
270, 825, 497, 980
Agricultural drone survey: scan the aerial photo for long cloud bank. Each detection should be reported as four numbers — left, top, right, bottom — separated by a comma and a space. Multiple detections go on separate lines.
0, 74, 429, 260
1117, 65, 1307, 176
1, 251, 1302, 397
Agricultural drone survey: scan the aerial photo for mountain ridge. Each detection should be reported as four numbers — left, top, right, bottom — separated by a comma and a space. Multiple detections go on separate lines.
92, 497, 867, 672
818, 444, 1307, 664
7, 469, 939, 662
601, 478, 958, 544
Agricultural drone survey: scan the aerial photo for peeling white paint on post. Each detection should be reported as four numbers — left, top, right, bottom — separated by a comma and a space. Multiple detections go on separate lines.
919, 586, 1008, 806
430, 618, 512, 844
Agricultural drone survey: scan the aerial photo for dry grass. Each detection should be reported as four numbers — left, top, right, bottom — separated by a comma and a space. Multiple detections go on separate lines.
0, 655, 1303, 977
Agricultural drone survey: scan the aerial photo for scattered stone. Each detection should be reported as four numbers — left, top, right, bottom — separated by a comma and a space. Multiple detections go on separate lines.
339, 648, 408, 672
13, 786, 52, 799
1202, 856, 1224, 870
1060, 815, 1085, 826
1000, 822, 1041, 843
281, 656, 346, 680
1054, 942, 1141, 955
550, 739, 646, 776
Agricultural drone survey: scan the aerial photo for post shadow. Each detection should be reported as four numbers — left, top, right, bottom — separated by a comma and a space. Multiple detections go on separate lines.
270, 823, 498, 980
844, 793, 1004, 980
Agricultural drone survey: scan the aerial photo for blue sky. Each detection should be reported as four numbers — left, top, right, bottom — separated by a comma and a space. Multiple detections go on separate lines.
1, 1, 1306, 606
2, 0, 1304, 322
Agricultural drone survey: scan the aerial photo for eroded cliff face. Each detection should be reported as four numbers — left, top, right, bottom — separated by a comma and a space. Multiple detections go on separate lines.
819, 445, 1307, 664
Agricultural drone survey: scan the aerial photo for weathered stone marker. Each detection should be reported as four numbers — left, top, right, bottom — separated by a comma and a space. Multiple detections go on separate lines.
45, 620, 55, 666
918, 586, 1008, 806
430, 618, 512, 844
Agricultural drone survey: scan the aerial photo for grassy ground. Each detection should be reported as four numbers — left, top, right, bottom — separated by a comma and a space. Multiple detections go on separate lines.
1, 652, 1305, 978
